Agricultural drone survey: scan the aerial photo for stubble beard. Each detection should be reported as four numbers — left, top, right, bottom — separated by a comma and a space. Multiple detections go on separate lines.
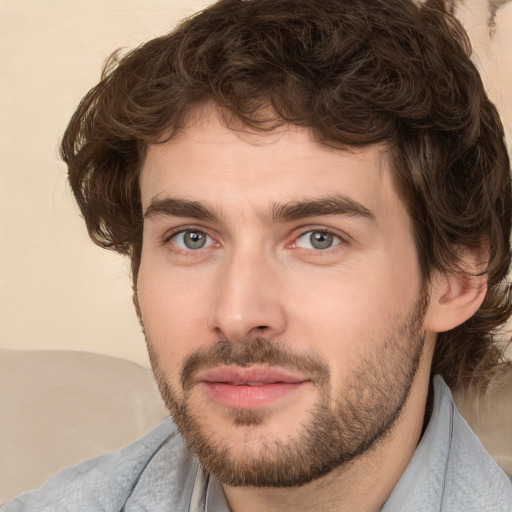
145, 295, 428, 488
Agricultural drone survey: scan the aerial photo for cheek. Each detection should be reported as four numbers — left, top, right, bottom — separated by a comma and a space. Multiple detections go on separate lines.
284, 251, 421, 371
136, 260, 212, 377
289, 263, 416, 330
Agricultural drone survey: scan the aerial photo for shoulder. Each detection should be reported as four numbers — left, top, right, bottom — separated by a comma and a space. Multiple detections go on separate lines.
430, 377, 512, 511
444, 373, 512, 511
2, 419, 196, 512
383, 376, 512, 511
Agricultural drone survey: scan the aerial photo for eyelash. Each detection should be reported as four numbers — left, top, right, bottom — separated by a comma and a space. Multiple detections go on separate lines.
291, 228, 346, 252
163, 226, 348, 256
163, 227, 215, 251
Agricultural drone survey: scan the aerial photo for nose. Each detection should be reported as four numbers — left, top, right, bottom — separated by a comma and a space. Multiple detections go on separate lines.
209, 249, 287, 343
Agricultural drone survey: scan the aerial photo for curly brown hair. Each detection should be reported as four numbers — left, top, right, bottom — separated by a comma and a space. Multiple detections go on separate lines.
61, 0, 511, 389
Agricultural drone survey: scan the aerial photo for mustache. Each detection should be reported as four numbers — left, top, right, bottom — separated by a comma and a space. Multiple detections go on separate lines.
180, 338, 330, 391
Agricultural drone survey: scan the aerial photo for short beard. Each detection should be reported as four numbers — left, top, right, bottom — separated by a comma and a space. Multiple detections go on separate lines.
146, 295, 428, 488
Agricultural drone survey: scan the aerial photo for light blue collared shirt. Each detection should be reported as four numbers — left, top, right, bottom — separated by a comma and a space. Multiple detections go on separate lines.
4, 376, 512, 511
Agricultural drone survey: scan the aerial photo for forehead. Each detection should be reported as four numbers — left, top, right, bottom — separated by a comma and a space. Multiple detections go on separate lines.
140, 107, 404, 223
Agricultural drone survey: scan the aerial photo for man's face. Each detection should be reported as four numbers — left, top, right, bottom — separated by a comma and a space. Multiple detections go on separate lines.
137, 107, 432, 487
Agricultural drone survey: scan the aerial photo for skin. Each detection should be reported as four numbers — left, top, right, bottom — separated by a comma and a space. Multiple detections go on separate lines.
136, 105, 484, 511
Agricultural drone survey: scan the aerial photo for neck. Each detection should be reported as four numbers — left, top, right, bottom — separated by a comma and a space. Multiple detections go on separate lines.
222, 360, 433, 512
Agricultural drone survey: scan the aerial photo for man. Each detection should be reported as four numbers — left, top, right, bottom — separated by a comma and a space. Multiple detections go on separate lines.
5, 0, 512, 510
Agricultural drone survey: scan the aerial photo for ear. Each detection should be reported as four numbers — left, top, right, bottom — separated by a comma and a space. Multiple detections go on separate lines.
425, 247, 488, 333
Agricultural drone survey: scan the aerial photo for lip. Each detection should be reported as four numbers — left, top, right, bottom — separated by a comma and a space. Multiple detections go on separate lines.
196, 366, 310, 410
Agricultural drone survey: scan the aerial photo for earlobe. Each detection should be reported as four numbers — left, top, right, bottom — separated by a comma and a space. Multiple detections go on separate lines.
425, 251, 488, 333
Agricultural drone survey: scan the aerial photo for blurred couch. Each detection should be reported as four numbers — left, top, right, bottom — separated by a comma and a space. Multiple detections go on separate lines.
0, 349, 167, 504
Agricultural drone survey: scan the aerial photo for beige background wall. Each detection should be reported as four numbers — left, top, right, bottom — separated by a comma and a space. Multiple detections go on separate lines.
0, 0, 215, 367
1, 0, 511, 367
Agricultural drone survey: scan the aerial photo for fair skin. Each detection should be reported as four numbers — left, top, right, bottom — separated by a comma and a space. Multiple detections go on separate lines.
136, 106, 486, 512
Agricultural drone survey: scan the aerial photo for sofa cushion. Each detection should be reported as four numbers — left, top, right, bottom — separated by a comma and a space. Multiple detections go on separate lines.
0, 349, 167, 504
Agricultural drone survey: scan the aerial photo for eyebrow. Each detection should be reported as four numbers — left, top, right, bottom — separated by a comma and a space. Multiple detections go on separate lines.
144, 198, 218, 221
270, 195, 376, 223
144, 194, 376, 224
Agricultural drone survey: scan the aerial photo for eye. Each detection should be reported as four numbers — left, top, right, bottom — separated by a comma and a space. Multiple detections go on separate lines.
170, 230, 214, 250
295, 230, 342, 250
